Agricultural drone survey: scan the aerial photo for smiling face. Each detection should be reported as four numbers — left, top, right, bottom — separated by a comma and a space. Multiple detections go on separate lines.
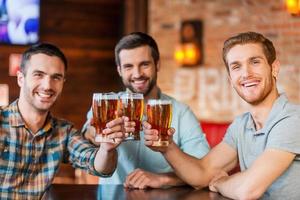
117, 45, 159, 97
226, 43, 279, 105
17, 53, 65, 114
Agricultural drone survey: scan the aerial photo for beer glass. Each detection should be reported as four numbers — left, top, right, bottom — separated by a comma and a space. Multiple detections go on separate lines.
120, 93, 144, 140
92, 92, 119, 143
146, 99, 172, 147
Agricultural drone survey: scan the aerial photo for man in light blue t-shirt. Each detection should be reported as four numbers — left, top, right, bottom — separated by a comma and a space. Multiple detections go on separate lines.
144, 31, 300, 199
82, 32, 210, 189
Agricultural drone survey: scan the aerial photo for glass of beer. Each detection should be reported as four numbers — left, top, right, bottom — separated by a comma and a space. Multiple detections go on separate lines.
120, 93, 144, 140
92, 92, 119, 143
146, 99, 172, 147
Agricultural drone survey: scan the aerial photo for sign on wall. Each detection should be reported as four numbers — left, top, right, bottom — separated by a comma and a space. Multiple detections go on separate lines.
0, 84, 9, 107
9, 53, 22, 76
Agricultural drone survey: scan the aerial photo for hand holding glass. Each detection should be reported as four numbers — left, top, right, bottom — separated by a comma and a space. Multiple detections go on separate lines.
92, 93, 119, 143
146, 99, 172, 147
120, 93, 144, 140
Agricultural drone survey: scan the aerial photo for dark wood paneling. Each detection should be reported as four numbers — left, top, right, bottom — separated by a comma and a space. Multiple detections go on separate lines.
124, 0, 148, 33
0, 0, 124, 129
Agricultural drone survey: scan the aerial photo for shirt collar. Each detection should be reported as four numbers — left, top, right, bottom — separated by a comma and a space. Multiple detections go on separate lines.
266, 93, 288, 117
8, 99, 53, 133
246, 93, 288, 135
8, 100, 26, 127
245, 113, 256, 131
260, 93, 288, 132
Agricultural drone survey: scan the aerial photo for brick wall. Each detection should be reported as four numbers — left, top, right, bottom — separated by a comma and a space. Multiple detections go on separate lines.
149, 0, 300, 121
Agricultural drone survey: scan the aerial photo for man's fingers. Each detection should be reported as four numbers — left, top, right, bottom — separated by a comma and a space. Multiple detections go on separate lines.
142, 121, 152, 129
124, 173, 134, 187
168, 128, 175, 136
209, 181, 218, 193
112, 136, 124, 144
144, 130, 158, 147
144, 140, 154, 146
125, 169, 138, 184
126, 169, 143, 188
122, 116, 130, 122
144, 130, 159, 140
129, 175, 144, 189
124, 121, 135, 133
107, 131, 124, 140
106, 117, 124, 128
124, 121, 135, 127
135, 176, 148, 189
137, 178, 149, 189
103, 124, 123, 134
125, 127, 135, 133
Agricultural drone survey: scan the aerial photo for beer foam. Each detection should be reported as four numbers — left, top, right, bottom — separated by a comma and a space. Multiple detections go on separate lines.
93, 92, 119, 100
147, 99, 172, 105
120, 93, 144, 100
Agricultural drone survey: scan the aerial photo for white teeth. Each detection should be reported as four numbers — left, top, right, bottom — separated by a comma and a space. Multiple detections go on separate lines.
38, 93, 52, 98
244, 82, 257, 87
133, 80, 145, 84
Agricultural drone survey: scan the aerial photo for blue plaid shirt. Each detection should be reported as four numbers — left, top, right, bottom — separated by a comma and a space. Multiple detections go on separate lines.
0, 100, 104, 199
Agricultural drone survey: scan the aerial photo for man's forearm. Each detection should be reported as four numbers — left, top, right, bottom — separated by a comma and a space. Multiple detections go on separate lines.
213, 172, 261, 200
94, 147, 117, 175
159, 172, 186, 187
162, 143, 210, 188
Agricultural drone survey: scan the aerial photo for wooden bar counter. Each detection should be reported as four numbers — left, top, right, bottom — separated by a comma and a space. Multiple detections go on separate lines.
42, 184, 230, 200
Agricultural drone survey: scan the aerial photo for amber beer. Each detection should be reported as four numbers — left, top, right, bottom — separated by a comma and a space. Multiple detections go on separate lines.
92, 93, 119, 142
147, 99, 172, 147
120, 93, 144, 140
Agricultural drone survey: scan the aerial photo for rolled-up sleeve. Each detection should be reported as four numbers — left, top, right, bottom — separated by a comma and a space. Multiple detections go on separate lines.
67, 127, 113, 177
81, 108, 93, 136
177, 105, 210, 158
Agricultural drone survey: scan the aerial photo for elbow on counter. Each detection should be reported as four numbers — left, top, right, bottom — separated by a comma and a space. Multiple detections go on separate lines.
192, 183, 208, 190
187, 177, 211, 190
186, 170, 215, 190
235, 186, 264, 200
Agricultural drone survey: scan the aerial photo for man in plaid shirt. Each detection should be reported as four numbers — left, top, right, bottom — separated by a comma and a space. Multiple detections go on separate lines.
0, 43, 126, 199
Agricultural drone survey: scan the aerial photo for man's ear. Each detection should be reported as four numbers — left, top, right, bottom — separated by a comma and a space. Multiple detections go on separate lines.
271, 59, 280, 80
117, 66, 122, 76
17, 71, 24, 87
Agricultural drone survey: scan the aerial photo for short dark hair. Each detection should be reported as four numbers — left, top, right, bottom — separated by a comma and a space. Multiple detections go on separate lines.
222, 32, 276, 72
20, 43, 68, 74
114, 32, 160, 66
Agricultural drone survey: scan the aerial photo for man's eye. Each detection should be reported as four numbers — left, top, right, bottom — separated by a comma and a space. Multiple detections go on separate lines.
34, 73, 43, 77
231, 65, 240, 70
252, 60, 260, 64
53, 77, 62, 81
123, 65, 133, 70
142, 62, 150, 67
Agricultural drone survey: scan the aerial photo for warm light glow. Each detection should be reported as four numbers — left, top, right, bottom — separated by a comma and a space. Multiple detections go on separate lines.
174, 48, 185, 63
174, 43, 201, 66
286, 0, 300, 15
186, 46, 197, 60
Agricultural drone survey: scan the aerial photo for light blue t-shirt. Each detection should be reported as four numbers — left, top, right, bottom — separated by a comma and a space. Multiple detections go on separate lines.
83, 92, 210, 184
223, 94, 300, 199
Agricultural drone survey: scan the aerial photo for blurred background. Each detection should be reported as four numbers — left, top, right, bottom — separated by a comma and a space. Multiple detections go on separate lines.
1, 0, 300, 184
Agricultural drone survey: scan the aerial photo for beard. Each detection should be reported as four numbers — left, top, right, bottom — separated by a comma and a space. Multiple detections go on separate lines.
235, 74, 274, 106
23, 83, 58, 114
123, 74, 157, 97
